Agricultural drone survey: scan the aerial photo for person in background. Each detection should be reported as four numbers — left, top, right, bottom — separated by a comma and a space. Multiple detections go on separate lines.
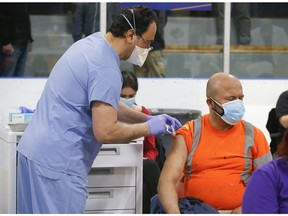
156, 72, 272, 213
242, 129, 288, 213
214, 3, 251, 45
120, 70, 160, 213
72, 3, 120, 42
275, 90, 288, 156
0, 3, 33, 76
121, 70, 158, 160
16, 6, 181, 214
267, 90, 288, 158
133, 10, 167, 77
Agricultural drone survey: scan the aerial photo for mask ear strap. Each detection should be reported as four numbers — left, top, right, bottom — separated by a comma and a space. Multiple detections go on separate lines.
121, 8, 136, 32
129, 9, 136, 32
121, 14, 135, 30
210, 98, 224, 116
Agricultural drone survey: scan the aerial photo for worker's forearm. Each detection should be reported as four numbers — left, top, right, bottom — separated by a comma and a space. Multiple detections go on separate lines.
118, 102, 147, 123
94, 121, 150, 144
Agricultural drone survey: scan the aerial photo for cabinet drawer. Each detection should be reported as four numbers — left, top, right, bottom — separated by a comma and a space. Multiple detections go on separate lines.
88, 167, 136, 187
85, 187, 135, 211
92, 144, 142, 168
85, 209, 135, 214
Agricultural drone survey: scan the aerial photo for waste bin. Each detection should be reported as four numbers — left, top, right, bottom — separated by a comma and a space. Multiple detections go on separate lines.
149, 108, 201, 157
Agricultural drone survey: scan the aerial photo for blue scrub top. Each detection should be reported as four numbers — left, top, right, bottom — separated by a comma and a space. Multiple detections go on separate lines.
17, 33, 122, 177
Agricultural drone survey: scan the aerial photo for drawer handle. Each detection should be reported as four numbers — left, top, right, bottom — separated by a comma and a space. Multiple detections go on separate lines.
89, 190, 114, 199
99, 147, 120, 155
89, 168, 113, 175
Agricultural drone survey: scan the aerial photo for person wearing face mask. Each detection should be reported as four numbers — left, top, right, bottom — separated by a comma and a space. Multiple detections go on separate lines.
120, 70, 158, 160
16, 6, 182, 214
155, 72, 272, 214
120, 70, 161, 213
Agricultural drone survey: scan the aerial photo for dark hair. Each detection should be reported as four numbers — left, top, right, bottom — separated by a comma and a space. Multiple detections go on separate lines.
109, 5, 158, 37
278, 129, 288, 157
121, 70, 138, 92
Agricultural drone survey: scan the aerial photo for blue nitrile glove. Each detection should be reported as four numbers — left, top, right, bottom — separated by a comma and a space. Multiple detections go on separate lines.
146, 115, 166, 135
160, 114, 182, 131
146, 115, 152, 121
19, 106, 35, 113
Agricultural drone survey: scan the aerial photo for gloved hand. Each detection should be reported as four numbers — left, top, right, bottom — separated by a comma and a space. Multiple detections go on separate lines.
146, 114, 182, 136
146, 115, 166, 135
160, 114, 182, 131
19, 106, 35, 113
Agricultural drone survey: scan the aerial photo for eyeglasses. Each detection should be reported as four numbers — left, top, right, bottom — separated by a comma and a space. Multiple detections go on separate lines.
138, 34, 154, 51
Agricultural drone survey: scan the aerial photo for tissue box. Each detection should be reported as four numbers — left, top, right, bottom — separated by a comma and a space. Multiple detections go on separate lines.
9, 113, 34, 123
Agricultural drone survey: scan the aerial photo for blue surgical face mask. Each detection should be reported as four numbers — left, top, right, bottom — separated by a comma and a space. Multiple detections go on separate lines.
120, 97, 136, 107
211, 98, 246, 125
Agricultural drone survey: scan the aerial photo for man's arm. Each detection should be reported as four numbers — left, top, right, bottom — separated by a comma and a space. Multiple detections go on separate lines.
157, 134, 188, 213
92, 101, 150, 144
117, 101, 147, 123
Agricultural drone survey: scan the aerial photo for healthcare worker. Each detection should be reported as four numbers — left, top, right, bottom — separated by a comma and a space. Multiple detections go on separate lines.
16, 5, 181, 213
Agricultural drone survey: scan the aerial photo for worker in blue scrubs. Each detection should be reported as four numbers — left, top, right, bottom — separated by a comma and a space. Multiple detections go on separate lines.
16, 5, 181, 214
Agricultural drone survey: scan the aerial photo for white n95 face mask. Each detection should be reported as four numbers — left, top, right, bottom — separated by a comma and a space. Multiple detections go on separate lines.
121, 11, 151, 67
127, 45, 150, 67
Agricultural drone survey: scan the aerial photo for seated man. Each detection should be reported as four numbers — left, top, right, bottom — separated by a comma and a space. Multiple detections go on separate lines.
157, 72, 272, 214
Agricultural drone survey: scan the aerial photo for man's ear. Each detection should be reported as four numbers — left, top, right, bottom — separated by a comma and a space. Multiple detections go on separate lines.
206, 98, 212, 108
125, 29, 135, 43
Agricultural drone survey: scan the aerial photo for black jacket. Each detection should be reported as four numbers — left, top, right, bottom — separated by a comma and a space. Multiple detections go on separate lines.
0, 3, 33, 45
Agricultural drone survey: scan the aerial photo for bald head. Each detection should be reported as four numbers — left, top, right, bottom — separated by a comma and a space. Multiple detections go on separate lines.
206, 72, 243, 99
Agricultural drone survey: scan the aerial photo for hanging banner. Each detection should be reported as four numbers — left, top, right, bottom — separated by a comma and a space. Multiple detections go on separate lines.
120, 2, 211, 11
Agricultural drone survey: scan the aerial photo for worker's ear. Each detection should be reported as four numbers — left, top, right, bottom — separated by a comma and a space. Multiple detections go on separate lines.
125, 29, 136, 44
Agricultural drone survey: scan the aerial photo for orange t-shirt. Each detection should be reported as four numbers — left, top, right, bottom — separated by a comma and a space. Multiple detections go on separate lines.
176, 114, 271, 210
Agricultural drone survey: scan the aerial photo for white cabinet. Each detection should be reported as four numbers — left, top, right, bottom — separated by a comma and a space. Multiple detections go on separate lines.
0, 127, 20, 214
0, 126, 143, 214
86, 142, 143, 214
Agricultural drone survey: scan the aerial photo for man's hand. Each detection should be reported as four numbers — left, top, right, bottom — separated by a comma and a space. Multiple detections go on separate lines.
146, 115, 166, 135
2, 43, 14, 55
160, 114, 182, 130
146, 114, 182, 136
